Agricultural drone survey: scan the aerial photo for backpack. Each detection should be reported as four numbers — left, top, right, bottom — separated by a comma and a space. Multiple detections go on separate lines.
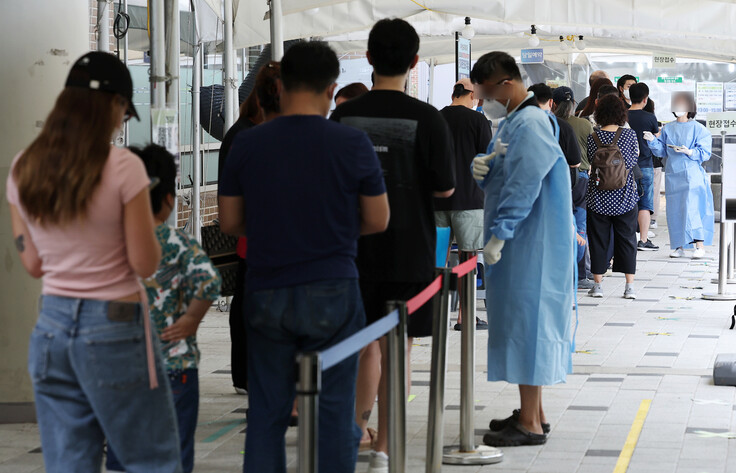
591, 128, 627, 191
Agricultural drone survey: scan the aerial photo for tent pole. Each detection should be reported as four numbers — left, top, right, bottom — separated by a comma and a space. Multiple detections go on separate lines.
269, 0, 284, 60
97, 1, 110, 52
192, 45, 203, 242
150, 0, 166, 131
122, 0, 129, 146
192, 1, 202, 242
223, 0, 236, 130
428, 58, 435, 105
164, 0, 180, 228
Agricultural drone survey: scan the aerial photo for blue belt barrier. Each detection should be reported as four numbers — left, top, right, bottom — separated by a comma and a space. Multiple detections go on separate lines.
320, 309, 400, 371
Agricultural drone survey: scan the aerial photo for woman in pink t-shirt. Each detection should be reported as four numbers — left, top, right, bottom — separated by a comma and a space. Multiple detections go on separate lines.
6, 52, 182, 473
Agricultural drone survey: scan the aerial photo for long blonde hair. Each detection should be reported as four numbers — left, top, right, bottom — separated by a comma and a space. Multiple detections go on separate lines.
13, 87, 123, 226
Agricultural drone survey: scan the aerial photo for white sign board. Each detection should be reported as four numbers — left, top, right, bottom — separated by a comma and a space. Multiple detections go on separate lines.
697, 82, 724, 115
725, 83, 736, 111
706, 112, 736, 134
652, 53, 676, 69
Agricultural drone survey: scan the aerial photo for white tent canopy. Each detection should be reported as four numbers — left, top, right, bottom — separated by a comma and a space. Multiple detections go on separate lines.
225, 0, 736, 63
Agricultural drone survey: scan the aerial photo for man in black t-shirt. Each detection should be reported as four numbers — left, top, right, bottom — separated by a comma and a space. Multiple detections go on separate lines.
628, 82, 660, 251
436, 78, 492, 331
331, 18, 455, 471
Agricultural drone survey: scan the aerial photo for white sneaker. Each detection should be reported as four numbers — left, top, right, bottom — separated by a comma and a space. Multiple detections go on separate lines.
648, 231, 656, 239
367, 451, 388, 473
670, 248, 684, 258
623, 286, 637, 299
650, 220, 658, 229
692, 247, 706, 259
234, 387, 247, 395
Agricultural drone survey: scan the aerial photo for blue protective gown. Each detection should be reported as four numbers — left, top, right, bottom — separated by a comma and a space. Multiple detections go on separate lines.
480, 102, 575, 387
647, 120, 714, 249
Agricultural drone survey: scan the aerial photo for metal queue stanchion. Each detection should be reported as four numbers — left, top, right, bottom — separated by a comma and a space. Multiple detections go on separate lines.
443, 251, 504, 465
295, 304, 404, 473
711, 223, 736, 285
425, 267, 453, 473
386, 301, 409, 473
296, 352, 320, 473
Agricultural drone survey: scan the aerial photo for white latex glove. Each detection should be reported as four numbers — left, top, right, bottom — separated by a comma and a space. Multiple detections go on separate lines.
493, 140, 508, 155
483, 235, 505, 265
642, 131, 655, 142
473, 152, 496, 181
673, 145, 693, 156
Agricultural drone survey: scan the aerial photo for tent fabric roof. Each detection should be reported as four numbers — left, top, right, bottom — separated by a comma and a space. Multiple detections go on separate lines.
228, 0, 736, 63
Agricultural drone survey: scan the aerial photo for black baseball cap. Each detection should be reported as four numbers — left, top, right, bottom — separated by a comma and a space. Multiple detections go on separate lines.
552, 86, 575, 104
65, 51, 139, 120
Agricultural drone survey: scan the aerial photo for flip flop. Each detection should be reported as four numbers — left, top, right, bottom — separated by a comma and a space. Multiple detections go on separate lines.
359, 427, 378, 452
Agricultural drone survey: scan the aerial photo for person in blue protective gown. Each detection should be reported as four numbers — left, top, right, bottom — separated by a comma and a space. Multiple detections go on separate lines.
645, 92, 713, 259
469, 52, 576, 447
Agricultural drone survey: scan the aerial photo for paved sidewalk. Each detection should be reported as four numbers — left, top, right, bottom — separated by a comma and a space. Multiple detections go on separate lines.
2, 220, 736, 473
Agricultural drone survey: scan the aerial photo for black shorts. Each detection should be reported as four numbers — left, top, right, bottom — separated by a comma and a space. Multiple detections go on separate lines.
360, 280, 434, 338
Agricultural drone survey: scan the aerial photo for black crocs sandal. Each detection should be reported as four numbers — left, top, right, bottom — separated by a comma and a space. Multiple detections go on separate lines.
483, 420, 547, 447
489, 409, 550, 434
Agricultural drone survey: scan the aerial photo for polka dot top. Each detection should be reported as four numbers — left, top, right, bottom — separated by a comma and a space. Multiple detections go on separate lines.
586, 128, 640, 216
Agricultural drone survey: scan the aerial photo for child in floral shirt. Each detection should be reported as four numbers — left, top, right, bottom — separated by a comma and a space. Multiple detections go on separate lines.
106, 144, 221, 473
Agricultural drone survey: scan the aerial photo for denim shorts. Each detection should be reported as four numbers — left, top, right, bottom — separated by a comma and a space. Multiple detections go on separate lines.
637, 166, 654, 213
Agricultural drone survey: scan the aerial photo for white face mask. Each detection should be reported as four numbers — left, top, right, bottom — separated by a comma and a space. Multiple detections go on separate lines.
482, 99, 511, 120
623, 89, 631, 101
673, 111, 687, 118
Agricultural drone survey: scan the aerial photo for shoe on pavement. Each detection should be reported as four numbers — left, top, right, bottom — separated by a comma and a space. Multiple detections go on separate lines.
578, 278, 595, 290
588, 283, 603, 298
623, 287, 637, 299
489, 409, 551, 434
367, 451, 388, 473
234, 387, 247, 395
483, 420, 547, 447
648, 230, 656, 239
650, 220, 658, 229
670, 248, 684, 258
692, 247, 706, 259
637, 240, 659, 251
455, 318, 489, 331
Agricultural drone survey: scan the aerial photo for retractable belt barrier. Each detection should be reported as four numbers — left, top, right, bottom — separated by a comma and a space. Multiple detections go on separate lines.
441, 252, 504, 467
295, 269, 445, 473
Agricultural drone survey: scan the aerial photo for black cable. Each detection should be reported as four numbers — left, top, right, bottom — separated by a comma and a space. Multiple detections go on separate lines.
113, 0, 130, 40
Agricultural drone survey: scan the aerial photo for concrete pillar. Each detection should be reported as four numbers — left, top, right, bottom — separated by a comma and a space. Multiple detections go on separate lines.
0, 0, 88, 423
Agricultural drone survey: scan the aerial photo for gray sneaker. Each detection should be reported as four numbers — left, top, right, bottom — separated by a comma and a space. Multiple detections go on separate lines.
588, 283, 603, 298
623, 287, 637, 299
578, 278, 595, 290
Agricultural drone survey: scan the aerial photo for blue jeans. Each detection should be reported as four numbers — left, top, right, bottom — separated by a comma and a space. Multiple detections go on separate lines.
637, 166, 654, 212
30, 295, 182, 473
243, 279, 365, 473
107, 369, 199, 473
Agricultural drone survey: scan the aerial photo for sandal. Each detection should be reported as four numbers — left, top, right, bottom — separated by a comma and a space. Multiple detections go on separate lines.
483, 420, 547, 447
489, 409, 550, 434
359, 427, 378, 452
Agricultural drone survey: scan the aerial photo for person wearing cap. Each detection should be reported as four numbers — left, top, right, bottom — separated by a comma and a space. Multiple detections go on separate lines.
435, 78, 492, 331
553, 85, 596, 288
6, 52, 182, 472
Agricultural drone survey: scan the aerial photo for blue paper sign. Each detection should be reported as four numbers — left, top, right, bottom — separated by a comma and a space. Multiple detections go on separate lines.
521, 48, 544, 64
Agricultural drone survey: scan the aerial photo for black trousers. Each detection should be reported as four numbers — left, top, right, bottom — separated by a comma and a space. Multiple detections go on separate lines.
229, 258, 248, 390
587, 206, 638, 276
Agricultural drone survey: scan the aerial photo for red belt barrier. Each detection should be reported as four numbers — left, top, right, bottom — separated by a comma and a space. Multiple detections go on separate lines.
407, 275, 443, 315
451, 256, 478, 277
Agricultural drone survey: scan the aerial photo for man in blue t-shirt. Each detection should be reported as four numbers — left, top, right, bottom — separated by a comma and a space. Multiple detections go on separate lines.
219, 41, 389, 473
627, 82, 660, 251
